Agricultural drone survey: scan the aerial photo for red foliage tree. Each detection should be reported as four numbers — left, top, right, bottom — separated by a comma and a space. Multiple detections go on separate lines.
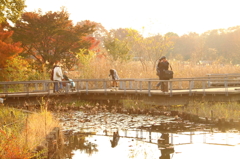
0, 22, 23, 68
11, 9, 99, 70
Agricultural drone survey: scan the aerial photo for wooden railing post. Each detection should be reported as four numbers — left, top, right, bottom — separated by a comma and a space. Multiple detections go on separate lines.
202, 81, 206, 96
135, 81, 138, 93
140, 81, 142, 91
47, 81, 51, 95
148, 81, 151, 96
103, 80, 107, 95
76, 80, 80, 94
129, 81, 132, 89
124, 81, 126, 95
86, 81, 89, 95
169, 81, 173, 97
224, 80, 228, 96
26, 83, 29, 96
189, 80, 192, 96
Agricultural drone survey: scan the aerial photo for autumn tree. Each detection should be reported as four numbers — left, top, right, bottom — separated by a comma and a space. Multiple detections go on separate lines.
104, 28, 131, 62
11, 8, 99, 70
172, 32, 200, 61
0, 0, 26, 23
227, 26, 240, 64
0, 22, 22, 68
202, 27, 240, 64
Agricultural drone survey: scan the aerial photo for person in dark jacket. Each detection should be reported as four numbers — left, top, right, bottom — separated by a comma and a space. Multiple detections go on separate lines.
156, 58, 163, 89
157, 56, 170, 92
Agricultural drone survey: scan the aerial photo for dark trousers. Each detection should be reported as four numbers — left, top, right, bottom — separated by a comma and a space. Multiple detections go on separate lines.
161, 82, 168, 92
156, 76, 161, 87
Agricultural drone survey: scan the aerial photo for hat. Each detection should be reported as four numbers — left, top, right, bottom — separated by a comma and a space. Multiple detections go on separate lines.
160, 56, 166, 60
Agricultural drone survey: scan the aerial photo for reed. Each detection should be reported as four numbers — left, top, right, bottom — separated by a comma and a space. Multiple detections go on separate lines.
68, 59, 240, 80
171, 101, 240, 121
0, 106, 59, 158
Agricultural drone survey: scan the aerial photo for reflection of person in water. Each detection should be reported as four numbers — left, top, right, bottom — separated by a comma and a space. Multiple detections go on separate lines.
158, 133, 174, 159
63, 134, 98, 158
160, 148, 173, 159
110, 131, 120, 148
161, 133, 169, 144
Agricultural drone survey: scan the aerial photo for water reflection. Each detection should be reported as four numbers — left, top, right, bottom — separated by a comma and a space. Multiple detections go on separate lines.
158, 133, 174, 159
56, 111, 240, 159
110, 131, 120, 148
160, 148, 174, 159
63, 134, 98, 158
60, 129, 240, 159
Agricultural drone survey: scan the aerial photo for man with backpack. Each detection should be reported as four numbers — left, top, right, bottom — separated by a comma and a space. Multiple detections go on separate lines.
157, 56, 172, 93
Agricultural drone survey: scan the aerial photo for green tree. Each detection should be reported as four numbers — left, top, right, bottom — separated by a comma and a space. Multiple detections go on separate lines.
104, 37, 131, 62
104, 28, 131, 62
0, 0, 26, 23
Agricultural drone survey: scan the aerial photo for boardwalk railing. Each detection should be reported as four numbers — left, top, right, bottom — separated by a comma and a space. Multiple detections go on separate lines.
0, 74, 240, 97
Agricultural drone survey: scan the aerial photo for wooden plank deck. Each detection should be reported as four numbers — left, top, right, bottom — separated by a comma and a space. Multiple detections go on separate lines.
3, 86, 240, 95
2, 87, 240, 106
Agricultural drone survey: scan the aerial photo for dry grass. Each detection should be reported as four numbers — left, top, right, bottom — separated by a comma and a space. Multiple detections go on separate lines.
170, 102, 240, 121
67, 59, 240, 79
65, 59, 240, 90
21, 110, 59, 150
0, 107, 59, 159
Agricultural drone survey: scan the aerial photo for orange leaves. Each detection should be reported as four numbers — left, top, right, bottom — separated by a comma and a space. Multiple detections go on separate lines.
0, 130, 32, 159
81, 36, 100, 50
0, 22, 23, 68
0, 36, 23, 68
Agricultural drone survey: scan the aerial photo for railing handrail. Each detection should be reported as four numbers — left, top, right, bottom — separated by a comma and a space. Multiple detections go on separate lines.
1, 76, 240, 83
206, 73, 240, 77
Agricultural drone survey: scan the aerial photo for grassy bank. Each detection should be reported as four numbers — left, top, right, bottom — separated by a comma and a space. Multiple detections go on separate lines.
0, 106, 59, 159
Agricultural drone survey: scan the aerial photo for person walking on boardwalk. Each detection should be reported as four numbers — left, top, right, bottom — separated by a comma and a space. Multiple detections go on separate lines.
157, 56, 170, 92
109, 69, 119, 91
51, 61, 63, 93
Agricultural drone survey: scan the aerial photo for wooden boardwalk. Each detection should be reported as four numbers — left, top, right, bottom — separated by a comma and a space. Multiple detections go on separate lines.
1, 75, 240, 106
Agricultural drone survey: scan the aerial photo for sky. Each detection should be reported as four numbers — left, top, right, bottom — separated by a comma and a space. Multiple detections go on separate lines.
24, 0, 240, 36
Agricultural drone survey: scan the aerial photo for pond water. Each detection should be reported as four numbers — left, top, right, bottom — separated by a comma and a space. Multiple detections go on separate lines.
57, 111, 240, 159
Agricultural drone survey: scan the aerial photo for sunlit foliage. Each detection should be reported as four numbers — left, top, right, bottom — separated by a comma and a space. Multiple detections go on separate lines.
0, 0, 26, 23
0, 22, 23, 68
11, 8, 99, 70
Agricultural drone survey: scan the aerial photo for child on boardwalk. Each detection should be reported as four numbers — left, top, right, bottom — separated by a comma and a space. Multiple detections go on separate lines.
109, 69, 119, 91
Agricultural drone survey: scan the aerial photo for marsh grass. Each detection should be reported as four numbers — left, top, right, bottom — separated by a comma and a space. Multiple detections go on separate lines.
67, 59, 240, 90
0, 105, 59, 158
170, 101, 240, 121
121, 99, 151, 110
69, 59, 240, 79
